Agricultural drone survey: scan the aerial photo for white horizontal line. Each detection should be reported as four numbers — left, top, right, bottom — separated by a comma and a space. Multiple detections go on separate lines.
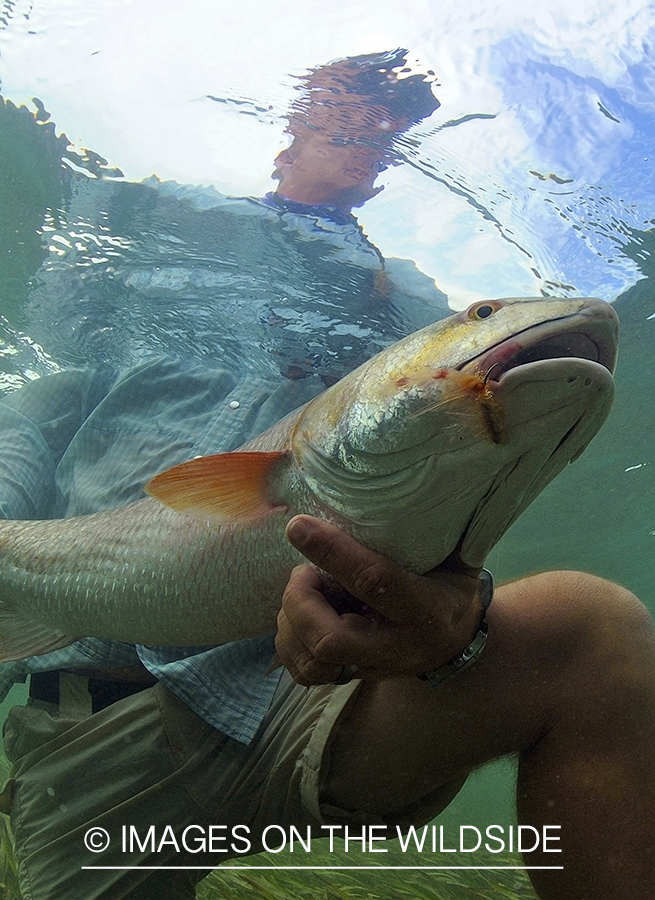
82, 865, 564, 871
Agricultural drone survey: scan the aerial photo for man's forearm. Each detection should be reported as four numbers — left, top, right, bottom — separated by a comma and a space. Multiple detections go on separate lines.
0, 403, 57, 519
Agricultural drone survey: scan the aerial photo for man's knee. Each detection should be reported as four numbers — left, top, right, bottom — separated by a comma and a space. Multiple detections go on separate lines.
520, 571, 655, 708
494, 569, 655, 713
501, 569, 652, 642
546, 570, 652, 648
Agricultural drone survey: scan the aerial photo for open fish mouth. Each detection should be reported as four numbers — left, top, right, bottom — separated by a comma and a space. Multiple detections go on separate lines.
461, 300, 619, 384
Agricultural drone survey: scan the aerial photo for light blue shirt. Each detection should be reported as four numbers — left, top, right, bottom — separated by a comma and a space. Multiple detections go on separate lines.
0, 178, 450, 743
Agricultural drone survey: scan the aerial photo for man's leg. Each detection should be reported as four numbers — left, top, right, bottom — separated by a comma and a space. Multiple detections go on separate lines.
2, 680, 224, 899
321, 571, 655, 900
1, 670, 413, 899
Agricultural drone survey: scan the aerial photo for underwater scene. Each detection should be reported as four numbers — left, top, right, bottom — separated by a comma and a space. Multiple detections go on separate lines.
0, 0, 654, 898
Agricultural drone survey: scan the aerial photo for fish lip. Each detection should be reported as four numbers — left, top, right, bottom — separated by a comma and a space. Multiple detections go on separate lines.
460, 301, 619, 384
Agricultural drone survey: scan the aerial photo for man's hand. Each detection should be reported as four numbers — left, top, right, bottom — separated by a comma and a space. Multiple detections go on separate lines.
275, 515, 483, 685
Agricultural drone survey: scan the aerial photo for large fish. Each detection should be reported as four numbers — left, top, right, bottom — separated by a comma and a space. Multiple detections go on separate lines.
0, 297, 618, 661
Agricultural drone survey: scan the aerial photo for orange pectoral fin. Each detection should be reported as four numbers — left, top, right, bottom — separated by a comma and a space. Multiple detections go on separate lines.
145, 450, 292, 524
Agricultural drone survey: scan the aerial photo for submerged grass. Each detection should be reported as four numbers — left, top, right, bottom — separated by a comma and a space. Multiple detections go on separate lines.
196, 839, 539, 900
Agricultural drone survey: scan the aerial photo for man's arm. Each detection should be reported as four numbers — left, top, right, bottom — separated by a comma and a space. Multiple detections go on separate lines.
0, 368, 113, 519
0, 401, 57, 519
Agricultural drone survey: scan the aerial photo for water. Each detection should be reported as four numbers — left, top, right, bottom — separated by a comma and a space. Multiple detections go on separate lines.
0, 1, 654, 897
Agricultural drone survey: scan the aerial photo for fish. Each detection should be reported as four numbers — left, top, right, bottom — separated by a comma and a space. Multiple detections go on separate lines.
0, 297, 618, 660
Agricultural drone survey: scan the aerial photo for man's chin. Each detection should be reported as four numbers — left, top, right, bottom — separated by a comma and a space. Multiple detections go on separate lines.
338, 183, 384, 209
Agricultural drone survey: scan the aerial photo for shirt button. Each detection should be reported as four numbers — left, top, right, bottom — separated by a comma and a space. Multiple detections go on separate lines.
229, 400, 240, 409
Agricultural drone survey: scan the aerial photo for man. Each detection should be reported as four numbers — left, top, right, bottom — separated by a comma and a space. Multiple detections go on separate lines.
0, 50, 653, 900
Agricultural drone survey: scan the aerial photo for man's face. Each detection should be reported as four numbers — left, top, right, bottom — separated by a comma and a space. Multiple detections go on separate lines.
271, 81, 407, 209
272, 128, 387, 208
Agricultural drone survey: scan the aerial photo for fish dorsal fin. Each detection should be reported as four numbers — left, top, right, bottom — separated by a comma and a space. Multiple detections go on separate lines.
145, 451, 291, 524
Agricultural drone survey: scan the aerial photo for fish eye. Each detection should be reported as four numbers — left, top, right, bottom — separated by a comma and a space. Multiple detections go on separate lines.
466, 301, 503, 321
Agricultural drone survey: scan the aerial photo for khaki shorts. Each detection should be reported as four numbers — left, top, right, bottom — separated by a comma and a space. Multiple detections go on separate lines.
2, 673, 446, 899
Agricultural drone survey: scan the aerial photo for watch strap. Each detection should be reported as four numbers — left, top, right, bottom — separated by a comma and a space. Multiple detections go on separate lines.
418, 568, 493, 688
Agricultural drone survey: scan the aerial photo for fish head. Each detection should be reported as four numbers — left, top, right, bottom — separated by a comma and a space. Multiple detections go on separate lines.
292, 297, 618, 570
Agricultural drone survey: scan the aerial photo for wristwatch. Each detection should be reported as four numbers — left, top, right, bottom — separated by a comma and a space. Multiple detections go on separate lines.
418, 568, 494, 688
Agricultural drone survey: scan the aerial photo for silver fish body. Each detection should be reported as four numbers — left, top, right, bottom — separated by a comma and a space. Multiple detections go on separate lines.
0, 297, 618, 659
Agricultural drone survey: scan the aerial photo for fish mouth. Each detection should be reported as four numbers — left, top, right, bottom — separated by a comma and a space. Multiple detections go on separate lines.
461, 300, 619, 384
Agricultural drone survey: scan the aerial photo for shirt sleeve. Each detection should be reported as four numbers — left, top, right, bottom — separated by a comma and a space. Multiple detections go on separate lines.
0, 368, 115, 519
383, 256, 450, 319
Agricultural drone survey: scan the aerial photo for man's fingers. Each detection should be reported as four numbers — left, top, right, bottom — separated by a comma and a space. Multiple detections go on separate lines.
285, 515, 427, 621
275, 609, 344, 685
280, 563, 344, 648
277, 562, 398, 678
276, 564, 358, 684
